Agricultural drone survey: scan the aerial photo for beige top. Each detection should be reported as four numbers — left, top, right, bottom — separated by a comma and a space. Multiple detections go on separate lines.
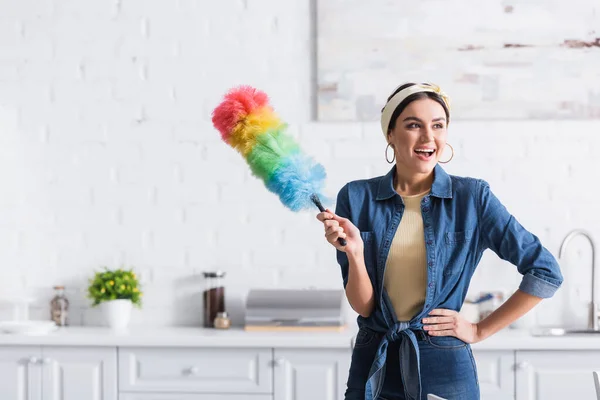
383, 190, 429, 321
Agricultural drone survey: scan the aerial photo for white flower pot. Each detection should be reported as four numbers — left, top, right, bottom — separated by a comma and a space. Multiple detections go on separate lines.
100, 299, 132, 330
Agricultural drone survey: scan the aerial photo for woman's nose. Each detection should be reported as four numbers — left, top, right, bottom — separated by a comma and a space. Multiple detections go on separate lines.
421, 128, 434, 142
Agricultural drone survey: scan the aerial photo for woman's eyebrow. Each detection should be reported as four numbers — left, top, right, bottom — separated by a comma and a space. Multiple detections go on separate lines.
402, 116, 446, 123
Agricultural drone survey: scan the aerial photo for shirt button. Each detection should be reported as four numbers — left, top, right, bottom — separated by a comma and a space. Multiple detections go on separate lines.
428, 261, 434, 266
427, 240, 433, 245
423, 197, 429, 203
428, 282, 434, 288
423, 207, 430, 212
425, 304, 429, 308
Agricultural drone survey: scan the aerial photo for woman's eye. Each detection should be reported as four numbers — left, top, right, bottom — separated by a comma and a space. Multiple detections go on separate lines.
406, 123, 420, 129
433, 123, 444, 129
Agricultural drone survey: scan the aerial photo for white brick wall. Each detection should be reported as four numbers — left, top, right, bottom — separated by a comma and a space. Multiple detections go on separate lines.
0, 1, 598, 330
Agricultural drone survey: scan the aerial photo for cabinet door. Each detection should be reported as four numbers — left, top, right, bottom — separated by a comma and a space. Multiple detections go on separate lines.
41, 346, 117, 400
120, 394, 272, 400
515, 350, 600, 400
0, 346, 42, 400
273, 348, 351, 400
472, 350, 515, 400
119, 347, 272, 394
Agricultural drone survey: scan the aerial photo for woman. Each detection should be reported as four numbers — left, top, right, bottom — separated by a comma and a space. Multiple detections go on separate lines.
316, 82, 563, 400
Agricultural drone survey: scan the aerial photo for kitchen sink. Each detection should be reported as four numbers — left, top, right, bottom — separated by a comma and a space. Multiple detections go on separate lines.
530, 327, 600, 336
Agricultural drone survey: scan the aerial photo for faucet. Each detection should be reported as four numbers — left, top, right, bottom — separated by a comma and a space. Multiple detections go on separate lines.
559, 229, 598, 331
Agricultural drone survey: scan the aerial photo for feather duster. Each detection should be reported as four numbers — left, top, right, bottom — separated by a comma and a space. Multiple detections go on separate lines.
211, 85, 345, 245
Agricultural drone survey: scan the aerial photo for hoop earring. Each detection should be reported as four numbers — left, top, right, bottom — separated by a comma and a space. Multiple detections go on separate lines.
439, 143, 454, 164
385, 143, 396, 164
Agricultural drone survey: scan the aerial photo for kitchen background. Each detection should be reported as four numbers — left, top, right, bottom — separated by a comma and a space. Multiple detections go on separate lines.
0, 0, 598, 332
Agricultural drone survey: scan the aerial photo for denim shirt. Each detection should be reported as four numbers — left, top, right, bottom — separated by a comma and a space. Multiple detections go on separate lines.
335, 164, 563, 400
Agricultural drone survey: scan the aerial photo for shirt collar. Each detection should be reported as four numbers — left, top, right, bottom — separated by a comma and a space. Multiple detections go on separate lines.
376, 164, 453, 201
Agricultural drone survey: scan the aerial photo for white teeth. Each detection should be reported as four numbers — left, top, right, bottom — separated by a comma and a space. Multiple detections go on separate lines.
415, 149, 435, 153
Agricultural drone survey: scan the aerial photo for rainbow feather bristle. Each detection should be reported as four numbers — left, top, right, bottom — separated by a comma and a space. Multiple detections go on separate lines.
212, 86, 271, 144
211, 86, 328, 212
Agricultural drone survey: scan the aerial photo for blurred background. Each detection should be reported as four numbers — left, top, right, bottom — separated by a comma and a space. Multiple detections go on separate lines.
0, 0, 598, 333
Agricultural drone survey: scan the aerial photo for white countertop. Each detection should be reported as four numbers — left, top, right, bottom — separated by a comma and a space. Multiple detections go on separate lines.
0, 326, 358, 349
1, 325, 599, 350
472, 328, 600, 351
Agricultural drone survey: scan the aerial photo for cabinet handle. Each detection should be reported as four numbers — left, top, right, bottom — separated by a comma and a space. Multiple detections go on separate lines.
42, 358, 52, 365
185, 366, 199, 375
273, 358, 284, 367
28, 356, 39, 365
515, 361, 530, 370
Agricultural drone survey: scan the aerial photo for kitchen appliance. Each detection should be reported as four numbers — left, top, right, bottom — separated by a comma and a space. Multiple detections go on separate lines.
244, 288, 347, 331
0, 296, 57, 336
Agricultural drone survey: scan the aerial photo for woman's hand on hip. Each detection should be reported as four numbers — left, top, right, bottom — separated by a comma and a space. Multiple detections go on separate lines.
316, 209, 363, 257
422, 308, 482, 344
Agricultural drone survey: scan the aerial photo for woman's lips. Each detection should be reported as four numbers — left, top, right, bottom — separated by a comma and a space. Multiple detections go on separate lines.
414, 148, 436, 161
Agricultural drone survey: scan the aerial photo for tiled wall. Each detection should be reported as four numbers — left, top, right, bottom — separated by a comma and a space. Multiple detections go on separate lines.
0, 0, 597, 330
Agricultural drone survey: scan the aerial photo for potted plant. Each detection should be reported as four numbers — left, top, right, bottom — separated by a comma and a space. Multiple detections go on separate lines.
87, 267, 142, 330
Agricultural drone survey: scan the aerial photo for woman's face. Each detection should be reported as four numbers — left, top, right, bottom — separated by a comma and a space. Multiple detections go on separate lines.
387, 98, 448, 175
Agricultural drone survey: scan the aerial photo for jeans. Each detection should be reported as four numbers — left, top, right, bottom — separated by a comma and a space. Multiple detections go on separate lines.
346, 327, 480, 400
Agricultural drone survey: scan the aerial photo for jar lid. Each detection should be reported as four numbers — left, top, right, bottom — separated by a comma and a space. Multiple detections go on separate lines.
203, 271, 226, 278
216, 311, 228, 318
53, 285, 65, 290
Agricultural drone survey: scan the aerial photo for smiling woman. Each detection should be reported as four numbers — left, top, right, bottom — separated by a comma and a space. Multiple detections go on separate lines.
315, 82, 564, 400
382, 83, 451, 188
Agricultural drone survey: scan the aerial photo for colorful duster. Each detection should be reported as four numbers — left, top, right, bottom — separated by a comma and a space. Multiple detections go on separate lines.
211, 85, 330, 213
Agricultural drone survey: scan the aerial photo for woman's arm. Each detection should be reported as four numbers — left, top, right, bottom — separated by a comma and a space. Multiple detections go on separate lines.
478, 180, 563, 299
423, 290, 541, 343
318, 183, 375, 318
318, 208, 375, 318
424, 179, 563, 342
345, 247, 375, 318
476, 289, 541, 341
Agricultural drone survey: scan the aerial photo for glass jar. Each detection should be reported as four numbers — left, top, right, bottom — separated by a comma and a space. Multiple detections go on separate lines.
214, 312, 231, 329
50, 285, 69, 326
478, 291, 504, 321
202, 271, 226, 328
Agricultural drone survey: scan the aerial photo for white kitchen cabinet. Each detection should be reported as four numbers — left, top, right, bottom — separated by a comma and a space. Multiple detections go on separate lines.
120, 395, 272, 400
0, 346, 42, 400
273, 348, 351, 400
472, 350, 515, 400
118, 347, 272, 394
0, 345, 116, 400
515, 350, 600, 400
41, 346, 117, 400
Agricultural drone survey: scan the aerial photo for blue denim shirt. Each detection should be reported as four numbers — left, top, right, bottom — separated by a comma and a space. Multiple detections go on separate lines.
335, 164, 563, 400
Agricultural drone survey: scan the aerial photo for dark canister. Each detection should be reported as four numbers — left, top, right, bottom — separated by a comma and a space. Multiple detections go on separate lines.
202, 271, 226, 328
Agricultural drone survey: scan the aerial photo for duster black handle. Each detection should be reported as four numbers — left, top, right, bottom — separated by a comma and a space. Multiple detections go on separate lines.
311, 194, 347, 247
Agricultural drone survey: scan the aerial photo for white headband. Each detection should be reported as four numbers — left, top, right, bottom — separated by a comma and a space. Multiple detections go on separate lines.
380, 83, 450, 138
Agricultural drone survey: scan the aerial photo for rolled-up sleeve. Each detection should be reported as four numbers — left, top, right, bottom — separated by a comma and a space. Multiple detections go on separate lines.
335, 184, 350, 288
477, 179, 563, 298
